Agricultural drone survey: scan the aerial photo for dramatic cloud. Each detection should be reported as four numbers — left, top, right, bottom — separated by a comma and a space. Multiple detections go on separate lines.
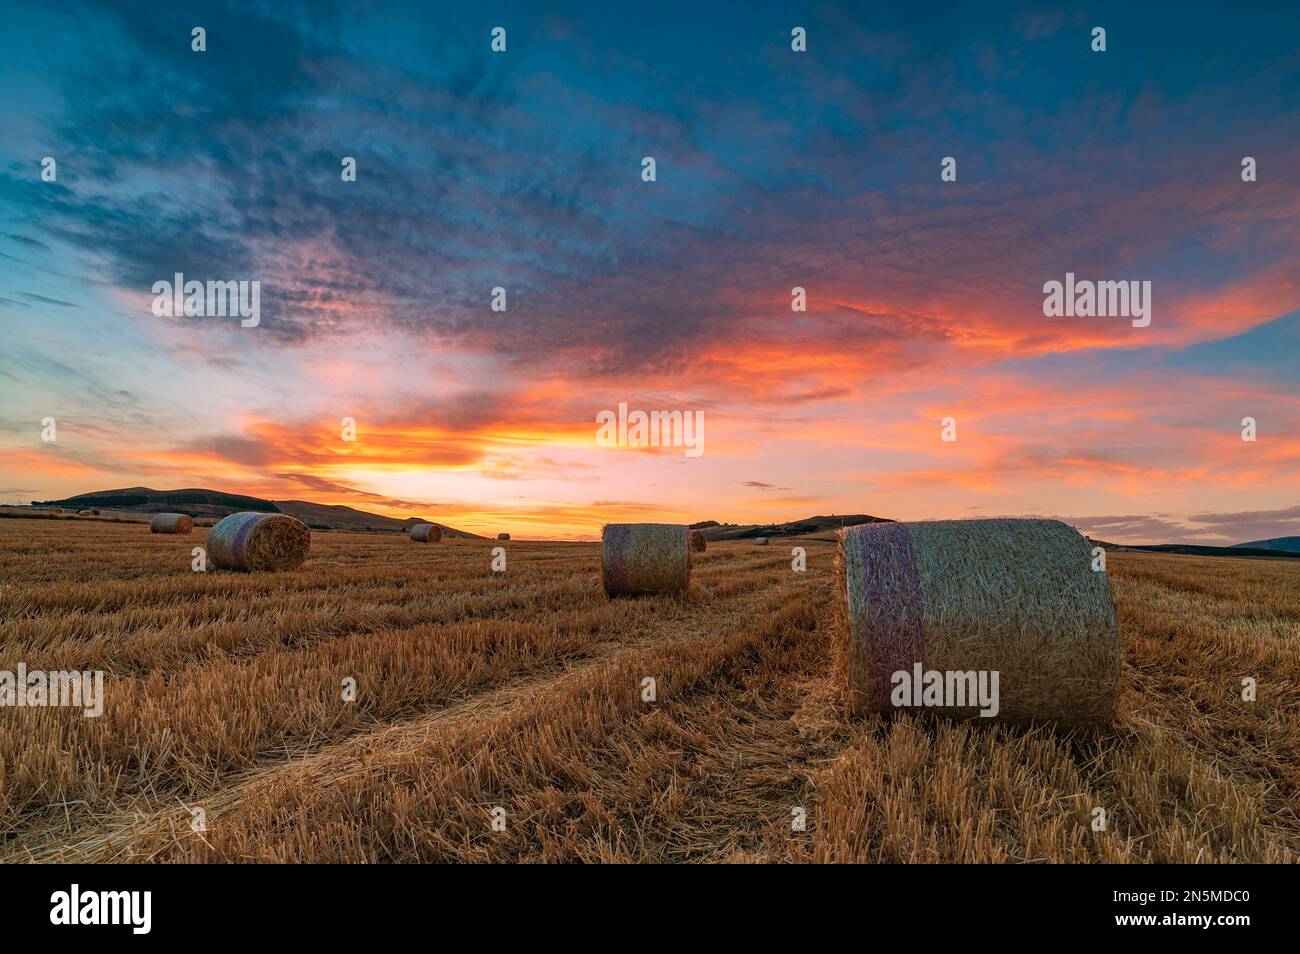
1, 1, 1297, 539
1065, 507, 1300, 546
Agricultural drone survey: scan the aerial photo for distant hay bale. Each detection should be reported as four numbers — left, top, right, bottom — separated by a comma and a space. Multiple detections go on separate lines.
410, 523, 442, 543
497, 532, 510, 540
602, 523, 689, 596
834, 518, 1119, 726
50, 508, 64, 515
78, 510, 96, 517
208, 512, 311, 571
754, 537, 769, 546
689, 529, 707, 552
150, 513, 193, 534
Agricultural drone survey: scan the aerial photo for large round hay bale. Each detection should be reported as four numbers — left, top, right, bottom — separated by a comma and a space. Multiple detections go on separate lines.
754, 537, 769, 546
150, 513, 193, 534
835, 518, 1119, 725
602, 523, 689, 596
497, 532, 510, 541
689, 529, 706, 552
410, 523, 442, 543
78, 510, 95, 517
208, 512, 311, 571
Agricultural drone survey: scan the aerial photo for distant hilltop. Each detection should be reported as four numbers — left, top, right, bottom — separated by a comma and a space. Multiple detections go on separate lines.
23, 493, 1300, 554
1233, 536, 1300, 554
1092, 538, 1300, 560
690, 513, 892, 541
30, 486, 483, 537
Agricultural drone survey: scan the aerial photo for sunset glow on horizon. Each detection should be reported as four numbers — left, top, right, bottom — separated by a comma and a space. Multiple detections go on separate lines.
2, 2, 1298, 543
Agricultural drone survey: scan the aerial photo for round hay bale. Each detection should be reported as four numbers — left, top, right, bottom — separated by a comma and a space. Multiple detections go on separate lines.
754, 537, 769, 546
602, 523, 689, 596
208, 512, 311, 571
834, 518, 1119, 726
150, 513, 193, 534
410, 523, 442, 543
78, 510, 95, 517
497, 532, 510, 541
689, 529, 707, 552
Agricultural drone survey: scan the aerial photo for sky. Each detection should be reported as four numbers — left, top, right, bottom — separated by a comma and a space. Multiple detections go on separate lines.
0, 1, 1297, 542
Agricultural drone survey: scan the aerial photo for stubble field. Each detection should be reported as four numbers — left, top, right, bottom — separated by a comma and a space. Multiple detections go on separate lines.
1, 519, 1297, 863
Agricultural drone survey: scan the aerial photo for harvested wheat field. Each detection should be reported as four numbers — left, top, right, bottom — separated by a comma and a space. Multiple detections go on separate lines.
0, 518, 1297, 864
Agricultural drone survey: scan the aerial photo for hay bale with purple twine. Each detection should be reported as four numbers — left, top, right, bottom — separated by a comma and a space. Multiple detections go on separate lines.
689, 529, 706, 552
410, 523, 442, 543
602, 523, 689, 596
150, 513, 193, 534
835, 518, 1119, 725
208, 512, 311, 571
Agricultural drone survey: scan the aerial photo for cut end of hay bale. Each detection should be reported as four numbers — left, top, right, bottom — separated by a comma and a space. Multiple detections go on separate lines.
497, 532, 510, 540
602, 523, 690, 596
689, 529, 706, 552
150, 513, 193, 534
834, 518, 1119, 726
208, 512, 311, 571
410, 523, 443, 543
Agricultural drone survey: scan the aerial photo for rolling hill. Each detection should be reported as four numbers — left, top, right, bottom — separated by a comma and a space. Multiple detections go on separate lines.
34, 486, 483, 537
690, 513, 891, 541
1234, 536, 1300, 554
26, 490, 1298, 553
1094, 539, 1300, 560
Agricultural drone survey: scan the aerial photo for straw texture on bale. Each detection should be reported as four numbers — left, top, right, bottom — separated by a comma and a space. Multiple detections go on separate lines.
497, 533, 510, 540
150, 513, 193, 534
689, 529, 707, 552
410, 523, 442, 543
208, 512, 311, 572
754, 537, 769, 546
835, 518, 1119, 725
78, 510, 96, 516
602, 523, 689, 596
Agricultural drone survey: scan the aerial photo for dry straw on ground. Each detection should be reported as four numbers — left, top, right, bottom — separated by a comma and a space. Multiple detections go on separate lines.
208, 512, 311, 572
149, 513, 193, 534
497, 533, 510, 541
835, 518, 1120, 725
602, 523, 690, 596
410, 524, 442, 543
689, 530, 707, 552
2, 518, 1297, 863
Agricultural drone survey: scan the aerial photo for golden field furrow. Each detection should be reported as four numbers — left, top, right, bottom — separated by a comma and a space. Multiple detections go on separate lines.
1, 519, 1297, 862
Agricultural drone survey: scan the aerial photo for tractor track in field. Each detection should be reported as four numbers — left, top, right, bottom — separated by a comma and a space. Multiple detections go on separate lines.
6, 568, 824, 863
